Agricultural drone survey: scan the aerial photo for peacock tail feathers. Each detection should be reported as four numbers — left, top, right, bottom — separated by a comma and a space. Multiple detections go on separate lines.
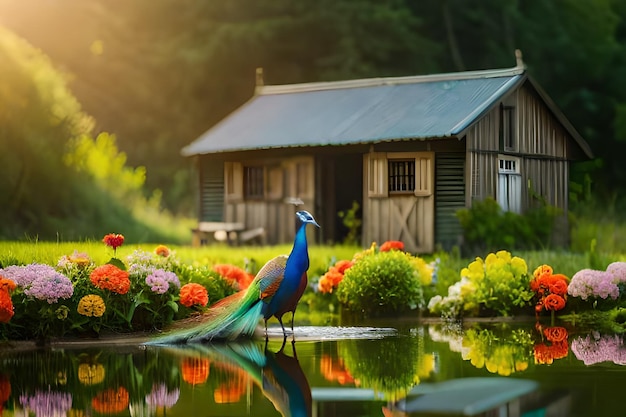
146, 255, 289, 345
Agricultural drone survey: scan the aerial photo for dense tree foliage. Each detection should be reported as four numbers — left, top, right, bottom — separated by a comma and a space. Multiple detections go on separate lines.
0, 26, 186, 242
0, 0, 626, 226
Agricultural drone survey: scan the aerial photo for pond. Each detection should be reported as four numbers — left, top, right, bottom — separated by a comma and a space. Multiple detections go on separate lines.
1, 317, 625, 416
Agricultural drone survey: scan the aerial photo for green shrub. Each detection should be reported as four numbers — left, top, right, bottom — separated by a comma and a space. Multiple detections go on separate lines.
456, 197, 560, 255
336, 250, 425, 316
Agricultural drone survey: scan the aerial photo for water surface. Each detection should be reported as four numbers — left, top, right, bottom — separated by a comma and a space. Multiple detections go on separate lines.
1, 319, 625, 416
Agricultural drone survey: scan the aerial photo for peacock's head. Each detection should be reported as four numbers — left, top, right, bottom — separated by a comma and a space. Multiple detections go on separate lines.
296, 210, 320, 228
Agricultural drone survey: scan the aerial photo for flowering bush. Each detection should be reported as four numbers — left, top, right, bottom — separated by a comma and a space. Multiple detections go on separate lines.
429, 250, 533, 317
336, 242, 431, 316
568, 262, 626, 305
530, 264, 569, 322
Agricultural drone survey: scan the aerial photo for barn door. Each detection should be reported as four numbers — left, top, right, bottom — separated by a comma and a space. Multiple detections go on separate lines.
364, 151, 435, 253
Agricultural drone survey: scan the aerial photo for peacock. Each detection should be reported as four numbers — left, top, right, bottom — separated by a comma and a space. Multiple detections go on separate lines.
147, 210, 319, 344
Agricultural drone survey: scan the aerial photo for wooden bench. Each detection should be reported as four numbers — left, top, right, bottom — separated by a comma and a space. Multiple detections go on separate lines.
191, 222, 265, 246
191, 222, 245, 246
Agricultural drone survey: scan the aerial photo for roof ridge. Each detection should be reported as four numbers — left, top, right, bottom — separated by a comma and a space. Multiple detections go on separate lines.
257, 66, 526, 95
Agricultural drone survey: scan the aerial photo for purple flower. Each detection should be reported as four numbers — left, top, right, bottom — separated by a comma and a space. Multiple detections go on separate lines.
607, 262, 626, 283
25, 272, 74, 303
571, 333, 626, 365
145, 383, 180, 408
568, 269, 619, 300
0, 263, 57, 287
20, 389, 72, 415
145, 269, 180, 294
0, 264, 73, 303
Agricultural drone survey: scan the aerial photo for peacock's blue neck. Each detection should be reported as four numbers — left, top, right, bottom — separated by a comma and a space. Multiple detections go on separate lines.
285, 222, 309, 280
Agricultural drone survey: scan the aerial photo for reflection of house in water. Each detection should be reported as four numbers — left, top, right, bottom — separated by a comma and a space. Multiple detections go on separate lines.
312, 378, 571, 417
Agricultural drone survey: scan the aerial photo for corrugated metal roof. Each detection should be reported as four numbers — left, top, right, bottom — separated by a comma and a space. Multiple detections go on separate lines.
182, 66, 585, 156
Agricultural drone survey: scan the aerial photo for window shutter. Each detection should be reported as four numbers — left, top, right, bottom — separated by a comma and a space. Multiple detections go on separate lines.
224, 162, 243, 201
365, 152, 387, 197
414, 154, 433, 197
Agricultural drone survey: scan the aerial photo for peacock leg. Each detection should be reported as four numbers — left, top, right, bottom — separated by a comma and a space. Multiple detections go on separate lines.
278, 316, 286, 337
264, 318, 269, 340
290, 310, 297, 341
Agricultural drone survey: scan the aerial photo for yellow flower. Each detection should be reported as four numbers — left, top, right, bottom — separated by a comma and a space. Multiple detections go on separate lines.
78, 295, 106, 317
465, 258, 485, 281
495, 250, 512, 262
78, 363, 105, 385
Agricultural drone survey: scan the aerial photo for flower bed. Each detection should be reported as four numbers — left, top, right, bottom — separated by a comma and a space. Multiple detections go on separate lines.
0, 234, 244, 342
2, 234, 626, 342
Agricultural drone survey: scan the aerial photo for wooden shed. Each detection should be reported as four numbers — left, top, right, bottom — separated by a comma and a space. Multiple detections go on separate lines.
182, 56, 592, 253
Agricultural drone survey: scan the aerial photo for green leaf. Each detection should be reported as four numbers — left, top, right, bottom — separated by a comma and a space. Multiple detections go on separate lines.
107, 258, 126, 270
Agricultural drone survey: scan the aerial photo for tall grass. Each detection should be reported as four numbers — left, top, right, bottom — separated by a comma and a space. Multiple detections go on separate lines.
0, 240, 361, 278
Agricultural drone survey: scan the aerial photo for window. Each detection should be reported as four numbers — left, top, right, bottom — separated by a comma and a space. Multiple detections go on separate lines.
500, 104, 516, 151
497, 156, 521, 213
388, 160, 415, 193
366, 152, 433, 197
244, 166, 264, 199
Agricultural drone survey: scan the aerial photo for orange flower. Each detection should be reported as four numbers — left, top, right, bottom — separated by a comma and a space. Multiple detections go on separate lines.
102, 233, 125, 250
90, 264, 131, 295
543, 326, 567, 343
214, 371, 248, 403
320, 355, 357, 385
543, 294, 566, 311
0, 278, 16, 293
179, 283, 209, 308
543, 326, 568, 343
213, 264, 253, 291
548, 277, 568, 296
380, 241, 404, 252
0, 290, 14, 324
533, 343, 554, 365
318, 267, 345, 294
155, 245, 170, 257
92, 387, 129, 414
335, 260, 354, 274
181, 357, 210, 385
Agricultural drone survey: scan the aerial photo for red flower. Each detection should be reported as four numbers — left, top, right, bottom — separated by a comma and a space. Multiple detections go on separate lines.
180, 283, 209, 308
102, 233, 125, 250
543, 294, 566, 311
90, 264, 131, 295
380, 241, 404, 252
